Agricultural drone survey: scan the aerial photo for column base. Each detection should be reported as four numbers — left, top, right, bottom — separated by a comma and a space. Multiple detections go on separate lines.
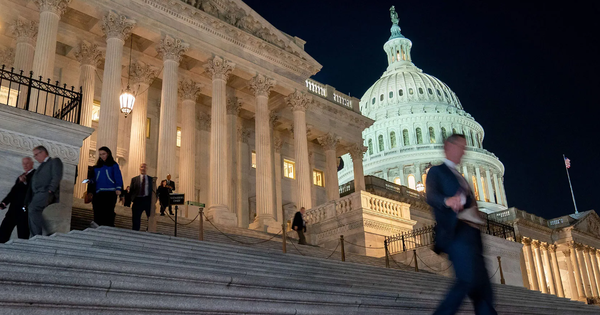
206, 205, 238, 227
249, 217, 280, 234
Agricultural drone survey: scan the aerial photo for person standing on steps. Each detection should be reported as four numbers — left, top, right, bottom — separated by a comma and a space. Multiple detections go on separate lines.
0, 157, 35, 242
91, 147, 123, 227
157, 180, 171, 216
164, 174, 175, 215
426, 134, 497, 315
121, 186, 132, 207
292, 207, 307, 245
129, 163, 156, 231
26, 145, 63, 237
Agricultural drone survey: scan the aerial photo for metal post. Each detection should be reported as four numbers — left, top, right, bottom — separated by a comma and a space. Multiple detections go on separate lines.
281, 205, 287, 253
25, 71, 33, 111
563, 154, 578, 214
401, 234, 405, 252
198, 208, 204, 241
174, 205, 178, 237
340, 235, 345, 262
497, 256, 505, 284
384, 239, 390, 268
413, 249, 419, 272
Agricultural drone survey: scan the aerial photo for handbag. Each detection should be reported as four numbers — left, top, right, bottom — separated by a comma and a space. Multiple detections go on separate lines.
83, 192, 93, 204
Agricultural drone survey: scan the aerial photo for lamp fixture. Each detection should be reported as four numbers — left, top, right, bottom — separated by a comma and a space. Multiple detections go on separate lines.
120, 36, 135, 117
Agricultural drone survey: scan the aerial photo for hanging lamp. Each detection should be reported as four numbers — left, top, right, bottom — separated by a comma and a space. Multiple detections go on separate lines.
120, 36, 135, 117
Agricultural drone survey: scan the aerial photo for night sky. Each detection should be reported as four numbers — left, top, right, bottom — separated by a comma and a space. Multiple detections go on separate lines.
243, 0, 600, 220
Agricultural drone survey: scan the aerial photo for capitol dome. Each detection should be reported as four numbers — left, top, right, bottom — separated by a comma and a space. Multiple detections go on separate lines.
339, 6, 508, 213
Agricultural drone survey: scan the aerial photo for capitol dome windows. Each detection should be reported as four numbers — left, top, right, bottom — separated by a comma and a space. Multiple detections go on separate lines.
409, 88, 414, 95
428, 88, 433, 95
372, 98, 375, 105
402, 129, 409, 146
390, 131, 397, 148
380, 94, 384, 101
368, 139, 373, 155
378, 135, 384, 151
416, 127, 423, 144
407, 175, 416, 189
393, 177, 401, 185
429, 127, 436, 144
418, 88, 424, 94
441, 127, 448, 140
437, 89, 442, 96
452, 128, 457, 135
399, 89, 404, 96
389, 91, 393, 99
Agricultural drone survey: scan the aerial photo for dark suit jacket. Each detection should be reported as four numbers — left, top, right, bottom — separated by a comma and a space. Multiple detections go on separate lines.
26, 157, 63, 206
129, 175, 156, 202
425, 162, 475, 254
166, 180, 175, 192
291, 211, 306, 232
2, 170, 35, 212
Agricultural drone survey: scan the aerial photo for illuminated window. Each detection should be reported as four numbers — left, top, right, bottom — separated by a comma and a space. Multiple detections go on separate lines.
402, 129, 409, 146
472, 176, 480, 200
452, 128, 457, 135
313, 169, 324, 187
378, 135, 384, 151
390, 131, 397, 148
92, 102, 100, 122
422, 174, 427, 192
394, 177, 401, 185
368, 139, 373, 155
176, 127, 181, 147
283, 159, 295, 179
429, 127, 436, 144
0, 86, 19, 107
441, 127, 447, 140
409, 88, 414, 95
408, 175, 416, 189
251, 151, 256, 168
416, 128, 423, 144
146, 118, 151, 138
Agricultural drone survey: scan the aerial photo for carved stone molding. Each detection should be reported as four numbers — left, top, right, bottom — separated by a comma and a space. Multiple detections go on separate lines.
269, 111, 278, 127
273, 137, 282, 153
198, 112, 211, 131
237, 127, 251, 144
540, 242, 549, 251
74, 41, 103, 67
348, 143, 368, 161
204, 56, 235, 81
226, 97, 241, 115
285, 90, 311, 112
101, 11, 135, 41
9, 19, 38, 44
248, 74, 275, 97
549, 244, 557, 252
130, 61, 159, 87
562, 248, 571, 257
567, 241, 577, 250
311, 98, 371, 130
0, 128, 79, 164
317, 133, 340, 151
178, 78, 202, 101
157, 35, 189, 63
0, 48, 15, 67
531, 239, 540, 249
33, 0, 71, 16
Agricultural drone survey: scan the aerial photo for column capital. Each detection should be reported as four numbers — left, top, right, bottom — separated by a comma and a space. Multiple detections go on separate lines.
249, 74, 275, 97
318, 133, 341, 151
531, 239, 540, 249
521, 236, 531, 246
269, 111, 279, 127
178, 78, 202, 101
567, 241, 577, 250
199, 113, 211, 131
0, 48, 15, 67
583, 245, 592, 254
101, 11, 135, 41
130, 61, 159, 87
562, 248, 571, 257
540, 242, 549, 251
348, 143, 367, 161
575, 243, 585, 251
274, 136, 283, 153
549, 244, 557, 253
237, 126, 250, 143
204, 56, 235, 81
9, 19, 38, 45
33, 0, 71, 16
226, 97, 242, 115
285, 90, 312, 112
157, 35, 188, 63
74, 41, 103, 67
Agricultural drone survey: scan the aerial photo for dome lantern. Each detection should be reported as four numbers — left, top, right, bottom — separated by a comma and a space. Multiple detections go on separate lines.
385, 6, 414, 69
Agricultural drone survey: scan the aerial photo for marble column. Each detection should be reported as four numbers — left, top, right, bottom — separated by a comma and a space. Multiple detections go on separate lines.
493, 173, 502, 206
485, 168, 496, 204
541, 242, 557, 295
286, 91, 312, 210
269, 113, 280, 222
522, 237, 539, 291
348, 143, 367, 192
198, 113, 211, 206
583, 246, 599, 297
226, 97, 241, 216
203, 56, 236, 225
9, 18, 37, 74
73, 41, 103, 199
576, 244, 593, 297
273, 135, 283, 223
126, 61, 158, 182
178, 78, 202, 204
462, 165, 469, 185
499, 177, 507, 206
398, 168, 405, 185
590, 248, 600, 297
318, 133, 341, 201
237, 127, 251, 228
474, 167, 486, 202
156, 35, 188, 187
550, 245, 565, 298
532, 240, 548, 293
563, 247, 580, 300
97, 12, 135, 151
248, 74, 276, 231
569, 242, 587, 299
31, 0, 70, 81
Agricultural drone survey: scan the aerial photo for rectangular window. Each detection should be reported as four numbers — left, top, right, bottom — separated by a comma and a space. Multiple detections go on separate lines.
146, 118, 151, 138
283, 159, 295, 179
251, 151, 256, 168
313, 169, 324, 187
176, 127, 181, 147
92, 101, 100, 122
0, 86, 19, 107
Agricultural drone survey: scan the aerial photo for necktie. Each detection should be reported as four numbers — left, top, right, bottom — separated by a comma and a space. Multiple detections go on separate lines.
140, 175, 145, 197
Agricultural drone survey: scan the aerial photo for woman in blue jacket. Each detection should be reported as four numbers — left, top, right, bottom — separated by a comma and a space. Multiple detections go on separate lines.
91, 146, 123, 227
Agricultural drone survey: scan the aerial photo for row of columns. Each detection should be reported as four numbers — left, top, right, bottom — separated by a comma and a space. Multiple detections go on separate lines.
522, 237, 600, 301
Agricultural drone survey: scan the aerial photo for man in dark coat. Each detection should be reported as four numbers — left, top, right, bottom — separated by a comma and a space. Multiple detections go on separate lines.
291, 207, 307, 245
0, 157, 35, 242
129, 163, 157, 231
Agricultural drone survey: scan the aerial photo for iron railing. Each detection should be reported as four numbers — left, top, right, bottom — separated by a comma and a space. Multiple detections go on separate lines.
0, 65, 82, 124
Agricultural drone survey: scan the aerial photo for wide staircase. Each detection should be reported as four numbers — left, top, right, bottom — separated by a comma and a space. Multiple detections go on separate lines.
0, 208, 596, 313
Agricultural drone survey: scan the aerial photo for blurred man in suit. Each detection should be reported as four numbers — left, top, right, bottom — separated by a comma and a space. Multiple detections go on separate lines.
26, 145, 63, 237
130, 163, 156, 231
164, 174, 175, 215
0, 157, 35, 242
426, 134, 496, 315
292, 207, 307, 245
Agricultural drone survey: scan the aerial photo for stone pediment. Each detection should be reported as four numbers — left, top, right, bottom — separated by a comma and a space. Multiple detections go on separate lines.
571, 211, 600, 238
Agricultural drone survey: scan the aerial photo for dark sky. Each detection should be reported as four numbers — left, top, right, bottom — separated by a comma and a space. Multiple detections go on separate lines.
243, 0, 600, 220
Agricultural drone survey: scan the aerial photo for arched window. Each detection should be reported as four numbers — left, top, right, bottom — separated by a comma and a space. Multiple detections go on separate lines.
371, 98, 375, 104
399, 89, 404, 96
416, 128, 423, 144
408, 175, 416, 189
389, 91, 393, 99
402, 129, 409, 146
418, 88, 424, 94
428, 88, 433, 95
368, 139, 373, 155
394, 177, 401, 185
437, 89, 441, 96
429, 127, 436, 144
409, 88, 414, 95
472, 176, 480, 200
380, 94, 384, 101
470, 130, 475, 147
378, 135, 384, 151
452, 128, 457, 135
390, 131, 397, 148
477, 134, 482, 148
422, 174, 427, 192
441, 127, 447, 140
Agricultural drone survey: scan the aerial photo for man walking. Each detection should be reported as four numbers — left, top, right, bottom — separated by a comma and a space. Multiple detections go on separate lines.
426, 134, 496, 315
130, 163, 156, 231
164, 174, 175, 215
0, 157, 35, 242
292, 207, 307, 245
26, 146, 63, 237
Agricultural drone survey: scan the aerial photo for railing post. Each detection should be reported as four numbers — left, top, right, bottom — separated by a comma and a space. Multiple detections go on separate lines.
497, 256, 506, 284
198, 207, 204, 241
401, 234, 406, 252
174, 205, 178, 237
384, 239, 390, 268
413, 249, 419, 272
340, 235, 345, 262
25, 71, 33, 111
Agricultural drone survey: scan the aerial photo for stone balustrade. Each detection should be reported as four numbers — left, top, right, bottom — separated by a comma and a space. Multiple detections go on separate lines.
305, 78, 358, 112
305, 78, 326, 97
